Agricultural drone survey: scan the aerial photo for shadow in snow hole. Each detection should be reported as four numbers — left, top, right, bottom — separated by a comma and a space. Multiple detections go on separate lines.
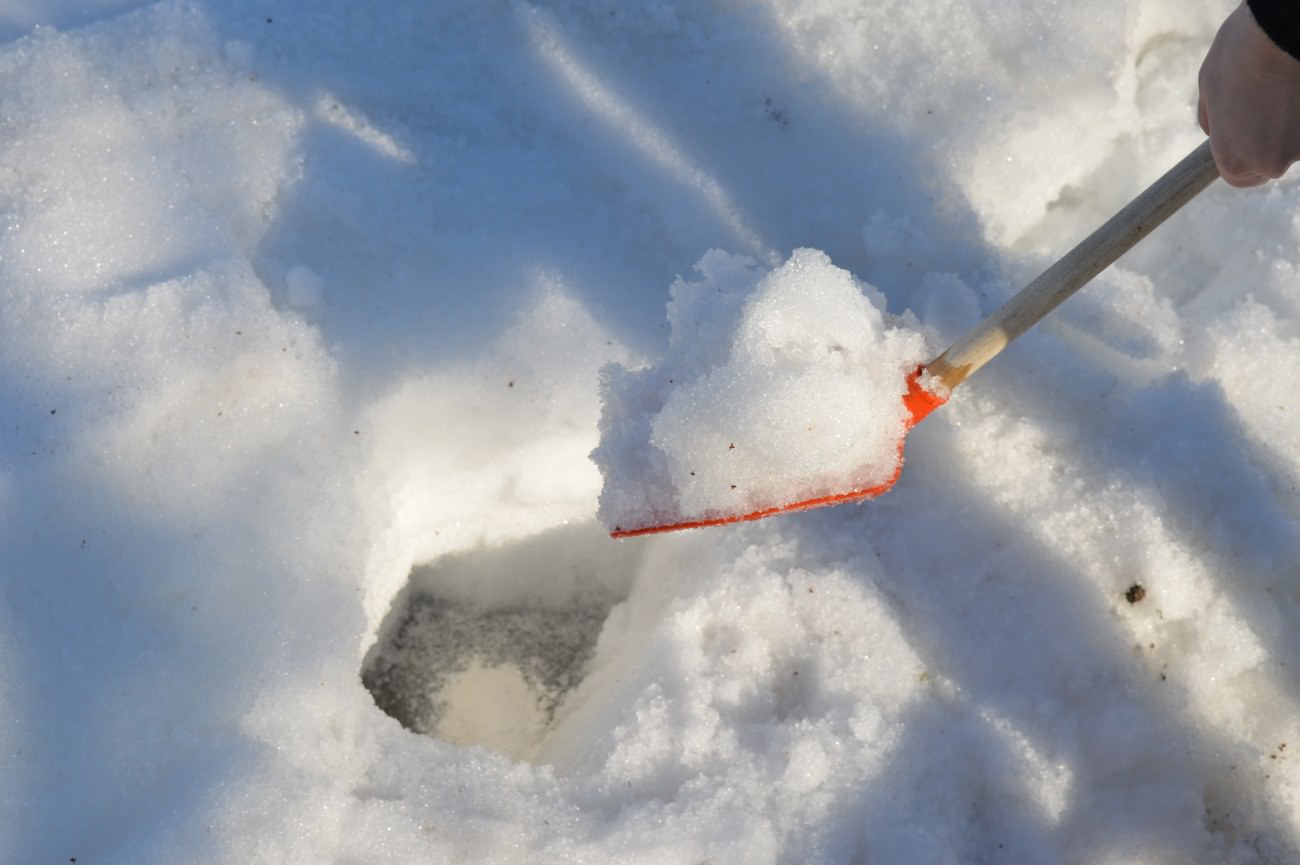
361, 523, 638, 762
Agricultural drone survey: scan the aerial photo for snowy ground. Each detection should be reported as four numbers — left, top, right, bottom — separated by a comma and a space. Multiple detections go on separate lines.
4, 0, 1300, 863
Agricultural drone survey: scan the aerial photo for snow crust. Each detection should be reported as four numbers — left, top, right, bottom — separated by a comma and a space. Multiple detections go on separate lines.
6, 2, 1300, 864
594, 248, 929, 531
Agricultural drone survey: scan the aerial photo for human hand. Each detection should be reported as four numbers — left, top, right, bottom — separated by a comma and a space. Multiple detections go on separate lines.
1198, 2, 1300, 187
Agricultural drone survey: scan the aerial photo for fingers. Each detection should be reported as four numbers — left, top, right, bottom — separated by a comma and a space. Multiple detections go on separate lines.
1219, 166, 1270, 188
1208, 131, 1294, 186
1207, 135, 1268, 186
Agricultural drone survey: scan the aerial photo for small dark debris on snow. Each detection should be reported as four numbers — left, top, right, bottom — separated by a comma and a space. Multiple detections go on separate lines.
763, 97, 790, 127
1125, 584, 1146, 604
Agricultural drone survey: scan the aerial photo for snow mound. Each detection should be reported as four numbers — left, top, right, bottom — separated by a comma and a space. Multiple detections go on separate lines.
593, 248, 930, 533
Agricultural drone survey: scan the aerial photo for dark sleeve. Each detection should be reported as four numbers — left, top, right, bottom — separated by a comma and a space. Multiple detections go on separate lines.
1248, 0, 1300, 62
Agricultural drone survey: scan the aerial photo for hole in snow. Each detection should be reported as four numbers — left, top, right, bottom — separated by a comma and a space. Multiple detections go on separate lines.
363, 592, 615, 760
361, 523, 638, 762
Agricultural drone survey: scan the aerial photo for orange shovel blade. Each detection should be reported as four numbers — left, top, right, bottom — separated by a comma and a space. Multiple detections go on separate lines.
609, 368, 946, 539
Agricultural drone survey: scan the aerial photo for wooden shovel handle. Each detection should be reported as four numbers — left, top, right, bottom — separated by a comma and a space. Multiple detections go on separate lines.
924, 139, 1220, 392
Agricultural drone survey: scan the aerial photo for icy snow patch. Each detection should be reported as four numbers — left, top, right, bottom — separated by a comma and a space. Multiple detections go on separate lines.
593, 248, 929, 532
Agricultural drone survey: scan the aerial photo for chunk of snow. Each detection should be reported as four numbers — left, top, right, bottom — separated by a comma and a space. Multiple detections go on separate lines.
593, 248, 929, 532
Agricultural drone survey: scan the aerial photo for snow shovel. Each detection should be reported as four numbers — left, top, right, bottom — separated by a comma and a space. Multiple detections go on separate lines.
611, 139, 1220, 538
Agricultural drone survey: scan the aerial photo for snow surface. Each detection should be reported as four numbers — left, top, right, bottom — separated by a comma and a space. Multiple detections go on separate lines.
593, 248, 930, 531
5, 1, 1300, 863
